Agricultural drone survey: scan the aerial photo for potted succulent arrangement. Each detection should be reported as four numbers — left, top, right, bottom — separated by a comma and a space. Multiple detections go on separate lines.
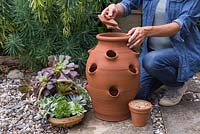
128, 100, 152, 127
38, 94, 87, 127
31, 55, 90, 127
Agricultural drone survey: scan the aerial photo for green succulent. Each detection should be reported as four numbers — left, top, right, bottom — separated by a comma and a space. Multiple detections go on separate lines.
52, 99, 71, 118
38, 94, 87, 119
69, 102, 86, 116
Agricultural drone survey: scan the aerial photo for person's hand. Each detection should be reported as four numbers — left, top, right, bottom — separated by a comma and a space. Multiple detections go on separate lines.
127, 27, 147, 49
100, 4, 121, 30
101, 4, 118, 20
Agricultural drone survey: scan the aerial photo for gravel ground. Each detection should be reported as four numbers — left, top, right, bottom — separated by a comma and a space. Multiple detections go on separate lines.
0, 79, 68, 134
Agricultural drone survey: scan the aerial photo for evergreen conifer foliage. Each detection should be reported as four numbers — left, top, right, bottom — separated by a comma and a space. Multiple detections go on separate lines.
0, 0, 118, 73
0, 0, 15, 46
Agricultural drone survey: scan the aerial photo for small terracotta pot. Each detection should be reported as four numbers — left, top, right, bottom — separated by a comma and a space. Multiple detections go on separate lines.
128, 100, 152, 127
48, 114, 84, 127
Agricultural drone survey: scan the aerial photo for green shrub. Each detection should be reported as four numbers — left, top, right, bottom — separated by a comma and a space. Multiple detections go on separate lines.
0, 0, 118, 73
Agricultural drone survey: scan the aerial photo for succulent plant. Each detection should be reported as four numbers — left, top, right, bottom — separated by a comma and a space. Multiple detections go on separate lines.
52, 99, 71, 118
66, 94, 87, 106
38, 94, 87, 119
48, 55, 79, 79
69, 102, 86, 116
31, 55, 90, 120
30, 55, 80, 99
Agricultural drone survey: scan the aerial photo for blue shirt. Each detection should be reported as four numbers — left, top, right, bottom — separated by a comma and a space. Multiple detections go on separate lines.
120, 0, 200, 82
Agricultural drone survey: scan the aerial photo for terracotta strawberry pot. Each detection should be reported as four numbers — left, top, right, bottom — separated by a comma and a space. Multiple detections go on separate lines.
128, 100, 152, 127
85, 32, 140, 121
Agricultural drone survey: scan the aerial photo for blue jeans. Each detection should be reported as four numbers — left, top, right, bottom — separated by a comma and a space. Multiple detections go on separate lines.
136, 48, 184, 100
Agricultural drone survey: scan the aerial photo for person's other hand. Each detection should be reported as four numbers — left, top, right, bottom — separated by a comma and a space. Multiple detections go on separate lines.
101, 4, 118, 20
127, 27, 147, 49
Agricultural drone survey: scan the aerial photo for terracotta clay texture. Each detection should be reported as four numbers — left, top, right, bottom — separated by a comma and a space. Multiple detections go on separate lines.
85, 32, 140, 121
128, 100, 152, 127
98, 15, 121, 31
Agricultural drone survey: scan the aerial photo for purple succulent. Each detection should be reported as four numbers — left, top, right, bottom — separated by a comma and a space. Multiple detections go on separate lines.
48, 55, 79, 79
31, 55, 79, 98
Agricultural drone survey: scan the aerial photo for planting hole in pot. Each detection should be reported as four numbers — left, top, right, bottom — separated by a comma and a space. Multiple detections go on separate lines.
105, 50, 118, 60
89, 63, 97, 74
131, 49, 140, 56
128, 64, 137, 75
108, 86, 119, 97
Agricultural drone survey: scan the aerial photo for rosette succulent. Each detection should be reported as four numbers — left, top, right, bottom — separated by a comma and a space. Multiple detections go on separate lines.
38, 94, 87, 119
48, 55, 79, 79
30, 55, 81, 99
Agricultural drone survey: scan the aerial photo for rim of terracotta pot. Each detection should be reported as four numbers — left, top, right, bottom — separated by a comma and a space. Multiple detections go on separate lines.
96, 32, 130, 42
129, 100, 152, 113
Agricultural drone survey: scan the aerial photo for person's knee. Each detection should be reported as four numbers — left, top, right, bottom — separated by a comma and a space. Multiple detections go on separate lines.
142, 52, 159, 74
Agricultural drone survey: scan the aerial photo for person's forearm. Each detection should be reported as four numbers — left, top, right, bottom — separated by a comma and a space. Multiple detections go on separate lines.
115, 3, 125, 18
143, 22, 180, 37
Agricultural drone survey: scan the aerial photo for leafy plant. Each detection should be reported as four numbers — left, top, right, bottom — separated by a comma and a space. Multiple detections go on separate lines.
0, 0, 119, 72
30, 55, 80, 99
38, 94, 87, 119
0, 0, 15, 46
66, 94, 87, 106
56, 82, 70, 94
38, 94, 61, 118
30, 54, 90, 111
48, 55, 79, 79
4, 33, 25, 56
69, 102, 86, 116
35, 64, 90, 119
52, 99, 71, 118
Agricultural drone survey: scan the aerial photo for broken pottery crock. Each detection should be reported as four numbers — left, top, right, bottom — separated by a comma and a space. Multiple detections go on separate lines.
98, 15, 121, 31
129, 100, 152, 127
85, 32, 140, 121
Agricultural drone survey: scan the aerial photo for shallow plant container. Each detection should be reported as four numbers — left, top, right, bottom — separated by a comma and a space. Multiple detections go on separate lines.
48, 114, 84, 127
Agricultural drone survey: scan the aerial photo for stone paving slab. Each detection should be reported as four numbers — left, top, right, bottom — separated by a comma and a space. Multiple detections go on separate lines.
161, 101, 200, 134
68, 110, 152, 134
